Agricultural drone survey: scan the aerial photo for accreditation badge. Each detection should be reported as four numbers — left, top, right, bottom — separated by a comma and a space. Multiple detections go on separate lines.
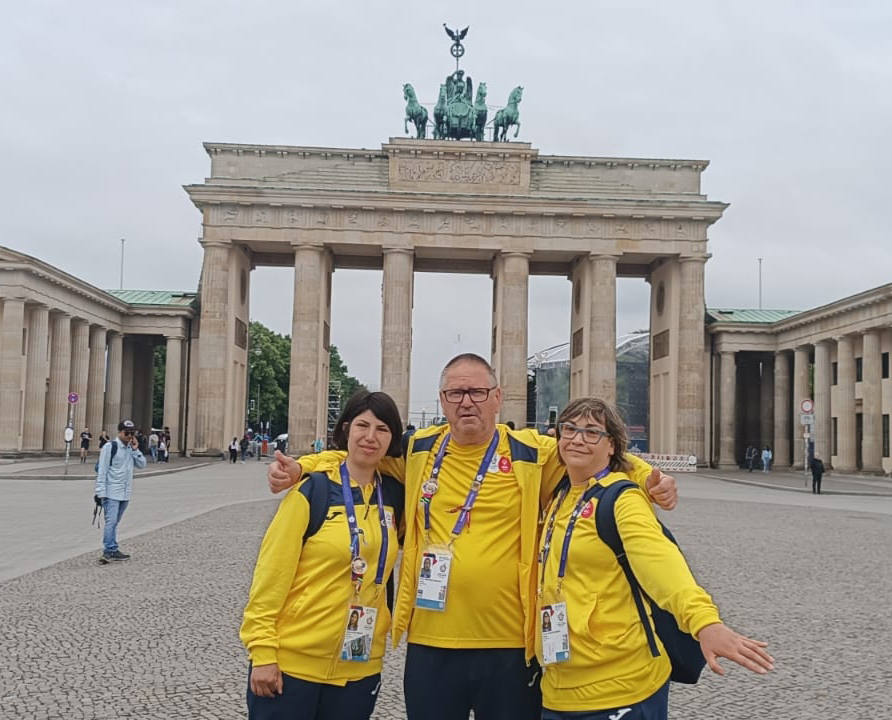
415, 545, 452, 611
340, 604, 377, 663
540, 600, 570, 665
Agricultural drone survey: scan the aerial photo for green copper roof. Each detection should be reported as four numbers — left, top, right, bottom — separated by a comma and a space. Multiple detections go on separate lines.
104, 289, 197, 307
706, 308, 801, 324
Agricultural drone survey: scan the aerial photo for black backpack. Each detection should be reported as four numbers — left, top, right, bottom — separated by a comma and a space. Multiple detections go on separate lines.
94, 441, 119, 473
589, 479, 706, 684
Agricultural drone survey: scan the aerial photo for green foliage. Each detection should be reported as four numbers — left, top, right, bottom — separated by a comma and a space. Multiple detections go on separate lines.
247, 321, 291, 435
152, 344, 166, 429
246, 321, 366, 434
328, 344, 367, 409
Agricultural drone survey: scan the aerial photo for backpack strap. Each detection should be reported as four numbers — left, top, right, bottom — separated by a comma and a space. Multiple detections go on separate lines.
592, 480, 661, 659
299, 472, 332, 543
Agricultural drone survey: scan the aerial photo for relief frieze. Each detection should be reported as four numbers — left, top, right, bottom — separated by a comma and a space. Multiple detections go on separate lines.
396, 158, 522, 186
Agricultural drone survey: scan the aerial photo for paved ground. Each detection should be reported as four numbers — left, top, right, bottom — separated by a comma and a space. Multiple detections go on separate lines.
0, 464, 890, 718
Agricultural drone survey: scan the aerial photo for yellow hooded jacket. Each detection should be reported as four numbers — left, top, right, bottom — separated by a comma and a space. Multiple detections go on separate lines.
298, 424, 655, 663
240, 467, 403, 685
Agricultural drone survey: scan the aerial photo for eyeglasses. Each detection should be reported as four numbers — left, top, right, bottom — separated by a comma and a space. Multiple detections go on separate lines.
122, 431, 135, 436
557, 422, 610, 445
440, 387, 497, 404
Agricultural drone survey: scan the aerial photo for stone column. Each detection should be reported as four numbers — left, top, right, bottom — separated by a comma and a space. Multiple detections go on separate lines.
792, 346, 811, 468
380, 248, 414, 424
491, 251, 530, 426
104, 332, 123, 430
759, 355, 775, 449
69, 320, 90, 434
835, 335, 856, 471
23, 304, 50, 450
86, 326, 107, 438
289, 243, 328, 454
773, 350, 791, 467
861, 329, 882, 472
0, 298, 26, 451
676, 256, 707, 462
163, 335, 184, 453
588, 254, 617, 404
813, 340, 832, 464
718, 351, 737, 467
193, 242, 232, 454
44, 313, 71, 451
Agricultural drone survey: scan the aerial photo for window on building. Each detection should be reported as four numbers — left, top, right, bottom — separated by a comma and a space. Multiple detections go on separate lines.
831, 362, 838, 385
855, 357, 863, 382
832, 417, 838, 456
883, 352, 889, 379
884, 415, 890, 458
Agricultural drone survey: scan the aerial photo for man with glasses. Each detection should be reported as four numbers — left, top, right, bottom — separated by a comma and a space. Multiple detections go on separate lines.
94, 419, 146, 564
269, 353, 676, 720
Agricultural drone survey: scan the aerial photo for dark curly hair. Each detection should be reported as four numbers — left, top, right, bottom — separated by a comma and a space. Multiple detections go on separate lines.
332, 391, 403, 458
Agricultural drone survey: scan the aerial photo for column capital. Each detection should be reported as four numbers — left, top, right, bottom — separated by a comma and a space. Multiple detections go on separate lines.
501, 250, 532, 259
382, 246, 415, 257
861, 327, 881, 338
199, 239, 232, 250
290, 240, 324, 251
678, 254, 709, 264
588, 252, 620, 262
164, 333, 186, 342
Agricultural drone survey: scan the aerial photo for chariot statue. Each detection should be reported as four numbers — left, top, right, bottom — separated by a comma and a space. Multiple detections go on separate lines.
401, 24, 523, 143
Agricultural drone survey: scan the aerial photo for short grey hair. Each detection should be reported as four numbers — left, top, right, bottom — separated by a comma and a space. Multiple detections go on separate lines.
439, 353, 498, 389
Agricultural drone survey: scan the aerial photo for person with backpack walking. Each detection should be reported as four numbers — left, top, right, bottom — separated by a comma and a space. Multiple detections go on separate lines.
810, 455, 825, 494
93, 420, 146, 564
536, 398, 773, 719
269, 354, 679, 720
240, 391, 404, 720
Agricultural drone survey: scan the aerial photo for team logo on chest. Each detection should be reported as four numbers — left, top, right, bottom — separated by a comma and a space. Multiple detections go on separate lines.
580, 500, 594, 519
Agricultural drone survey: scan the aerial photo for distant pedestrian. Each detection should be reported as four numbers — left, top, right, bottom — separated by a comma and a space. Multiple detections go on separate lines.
93, 420, 146, 564
761, 446, 772, 472
229, 437, 239, 464
158, 437, 168, 463
79, 427, 92, 463
149, 431, 159, 462
810, 456, 825, 494
745, 445, 756, 472
240, 435, 249, 463
98, 430, 110, 450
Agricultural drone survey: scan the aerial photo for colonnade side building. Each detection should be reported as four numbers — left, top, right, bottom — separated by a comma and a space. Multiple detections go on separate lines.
0, 246, 194, 454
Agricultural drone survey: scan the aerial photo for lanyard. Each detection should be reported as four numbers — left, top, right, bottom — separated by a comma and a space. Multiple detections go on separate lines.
339, 463, 389, 595
421, 430, 500, 542
539, 467, 611, 595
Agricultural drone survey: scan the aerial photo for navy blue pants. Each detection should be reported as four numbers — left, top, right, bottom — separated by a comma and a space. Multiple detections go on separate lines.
404, 643, 542, 720
541, 681, 669, 720
246, 667, 381, 720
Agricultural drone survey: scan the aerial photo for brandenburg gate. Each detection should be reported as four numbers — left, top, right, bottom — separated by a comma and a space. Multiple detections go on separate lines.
184, 138, 727, 457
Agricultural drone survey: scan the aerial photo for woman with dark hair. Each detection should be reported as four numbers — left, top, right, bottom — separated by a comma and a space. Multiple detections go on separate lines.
537, 397, 773, 719
240, 390, 404, 720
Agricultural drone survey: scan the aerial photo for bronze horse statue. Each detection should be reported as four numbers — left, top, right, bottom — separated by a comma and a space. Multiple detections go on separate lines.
403, 84, 428, 139
493, 86, 523, 142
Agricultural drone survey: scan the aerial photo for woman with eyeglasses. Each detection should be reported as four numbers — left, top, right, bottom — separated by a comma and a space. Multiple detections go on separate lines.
240, 390, 404, 720
537, 397, 773, 719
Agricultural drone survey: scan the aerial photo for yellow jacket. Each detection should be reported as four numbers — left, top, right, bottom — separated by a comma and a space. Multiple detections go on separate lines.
300, 425, 655, 662
537, 471, 720, 711
240, 467, 402, 685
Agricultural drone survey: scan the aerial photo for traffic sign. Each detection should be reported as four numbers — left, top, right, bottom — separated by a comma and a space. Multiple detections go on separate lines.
800, 413, 815, 425
67, 392, 79, 404
800, 399, 814, 414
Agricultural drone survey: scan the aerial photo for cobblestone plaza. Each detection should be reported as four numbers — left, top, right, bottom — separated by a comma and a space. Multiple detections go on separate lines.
1, 462, 890, 718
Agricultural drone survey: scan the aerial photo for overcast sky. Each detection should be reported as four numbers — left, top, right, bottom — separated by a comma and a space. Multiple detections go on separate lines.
4, 1, 891, 420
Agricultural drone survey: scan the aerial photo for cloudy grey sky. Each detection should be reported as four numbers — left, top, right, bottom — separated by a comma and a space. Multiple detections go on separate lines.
4, 1, 891, 420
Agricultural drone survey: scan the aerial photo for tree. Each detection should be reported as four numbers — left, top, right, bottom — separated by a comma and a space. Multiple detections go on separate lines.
329, 344, 366, 408
246, 322, 367, 435
247, 321, 291, 435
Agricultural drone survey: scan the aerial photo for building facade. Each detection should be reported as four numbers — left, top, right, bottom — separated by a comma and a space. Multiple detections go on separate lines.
0, 246, 195, 455
184, 137, 726, 456
709, 285, 892, 474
